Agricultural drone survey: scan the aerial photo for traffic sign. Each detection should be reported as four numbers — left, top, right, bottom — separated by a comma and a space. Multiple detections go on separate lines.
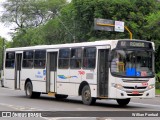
94, 18, 114, 31
115, 21, 124, 32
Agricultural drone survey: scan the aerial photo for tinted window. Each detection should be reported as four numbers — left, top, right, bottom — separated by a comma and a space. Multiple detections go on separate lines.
70, 48, 82, 69
59, 48, 70, 69
83, 47, 96, 69
23, 51, 34, 68
34, 50, 46, 68
5, 52, 15, 68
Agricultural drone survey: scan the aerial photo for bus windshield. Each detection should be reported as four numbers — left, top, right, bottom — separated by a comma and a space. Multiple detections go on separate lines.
111, 49, 154, 77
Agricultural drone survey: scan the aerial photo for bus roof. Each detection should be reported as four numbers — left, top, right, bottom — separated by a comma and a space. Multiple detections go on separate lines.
6, 39, 154, 52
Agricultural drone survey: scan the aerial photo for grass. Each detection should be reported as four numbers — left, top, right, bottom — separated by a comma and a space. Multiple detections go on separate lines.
156, 89, 160, 95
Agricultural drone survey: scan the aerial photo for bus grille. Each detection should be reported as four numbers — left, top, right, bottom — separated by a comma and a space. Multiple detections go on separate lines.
127, 94, 143, 96
123, 86, 147, 89
122, 79, 149, 83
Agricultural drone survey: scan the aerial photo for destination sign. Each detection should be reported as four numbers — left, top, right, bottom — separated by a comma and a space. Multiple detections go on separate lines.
130, 42, 144, 47
117, 40, 152, 49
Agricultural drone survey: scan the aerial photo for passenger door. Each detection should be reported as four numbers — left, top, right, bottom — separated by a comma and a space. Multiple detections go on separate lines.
15, 52, 22, 89
46, 50, 58, 92
97, 48, 109, 97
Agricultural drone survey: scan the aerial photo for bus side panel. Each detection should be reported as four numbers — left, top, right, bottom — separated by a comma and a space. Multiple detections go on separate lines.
57, 83, 77, 96
32, 81, 46, 92
89, 84, 97, 97
20, 80, 25, 91
81, 69, 97, 85
21, 69, 46, 92
57, 69, 70, 83
81, 69, 97, 97
4, 69, 15, 89
69, 69, 82, 83
57, 69, 70, 94
108, 71, 117, 98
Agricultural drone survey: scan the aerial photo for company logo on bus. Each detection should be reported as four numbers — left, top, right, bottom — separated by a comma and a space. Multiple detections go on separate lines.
78, 70, 85, 75
134, 85, 138, 89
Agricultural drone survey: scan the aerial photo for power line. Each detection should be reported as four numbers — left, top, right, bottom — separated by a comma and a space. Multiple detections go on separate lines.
48, 11, 75, 43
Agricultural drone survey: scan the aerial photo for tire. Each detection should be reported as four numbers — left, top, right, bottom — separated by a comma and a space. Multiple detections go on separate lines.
1, 79, 4, 87
82, 85, 96, 105
116, 98, 130, 106
55, 94, 68, 99
25, 82, 40, 98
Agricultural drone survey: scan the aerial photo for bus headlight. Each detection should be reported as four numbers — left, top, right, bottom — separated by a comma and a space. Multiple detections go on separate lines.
148, 84, 155, 90
112, 83, 123, 90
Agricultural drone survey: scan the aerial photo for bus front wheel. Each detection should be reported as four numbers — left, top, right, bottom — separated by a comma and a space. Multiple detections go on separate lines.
82, 85, 96, 105
25, 82, 40, 98
116, 98, 130, 106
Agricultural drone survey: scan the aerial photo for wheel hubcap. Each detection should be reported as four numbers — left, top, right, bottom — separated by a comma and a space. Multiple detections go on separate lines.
84, 90, 90, 101
26, 85, 31, 95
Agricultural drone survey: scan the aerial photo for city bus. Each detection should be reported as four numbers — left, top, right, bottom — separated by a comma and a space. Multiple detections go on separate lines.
3, 39, 155, 106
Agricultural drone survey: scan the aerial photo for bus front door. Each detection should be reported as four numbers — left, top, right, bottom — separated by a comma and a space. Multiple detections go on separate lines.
98, 49, 109, 97
46, 52, 58, 92
15, 53, 22, 89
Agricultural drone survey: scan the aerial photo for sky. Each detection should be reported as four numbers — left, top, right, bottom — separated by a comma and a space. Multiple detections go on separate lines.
0, 0, 14, 41
0, 0, 71, 41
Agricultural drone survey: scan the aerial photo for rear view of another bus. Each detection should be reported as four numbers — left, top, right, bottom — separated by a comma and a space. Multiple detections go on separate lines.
109, 40, 155, 106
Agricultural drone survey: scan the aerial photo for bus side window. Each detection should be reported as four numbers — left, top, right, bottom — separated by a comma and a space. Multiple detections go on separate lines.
70, 48, 82, 69
58, 48, 70, 69
5, 52, 15, 68
83, 47, 96, 69
23, 51, 34, 68
34, 50, 46, 68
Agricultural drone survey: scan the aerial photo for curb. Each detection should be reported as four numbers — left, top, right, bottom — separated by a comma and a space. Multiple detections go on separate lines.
155, 95, 160, 97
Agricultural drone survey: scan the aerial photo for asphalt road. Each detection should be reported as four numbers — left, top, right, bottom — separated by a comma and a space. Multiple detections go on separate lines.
0, 87, 160, 120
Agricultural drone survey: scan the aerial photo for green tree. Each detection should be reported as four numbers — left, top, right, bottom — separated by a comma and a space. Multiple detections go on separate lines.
42, 18, 64, 44
1, 0, 67, 30
145, 11, 160, 73
0, 37, 6, 69
1, 0, 68, 47
11, 27, 45, 47
59, 0, 159, 41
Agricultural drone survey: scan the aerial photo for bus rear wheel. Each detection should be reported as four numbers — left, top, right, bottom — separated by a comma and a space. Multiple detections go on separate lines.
25, 82, 41, 98
116, 98, 130, 106
82, 85, 96, 105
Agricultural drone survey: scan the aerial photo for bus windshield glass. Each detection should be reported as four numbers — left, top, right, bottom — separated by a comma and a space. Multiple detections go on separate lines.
111, 49, 154, 77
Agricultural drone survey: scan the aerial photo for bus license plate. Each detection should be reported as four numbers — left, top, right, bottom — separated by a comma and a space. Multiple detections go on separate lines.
132, 91, 139, 94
